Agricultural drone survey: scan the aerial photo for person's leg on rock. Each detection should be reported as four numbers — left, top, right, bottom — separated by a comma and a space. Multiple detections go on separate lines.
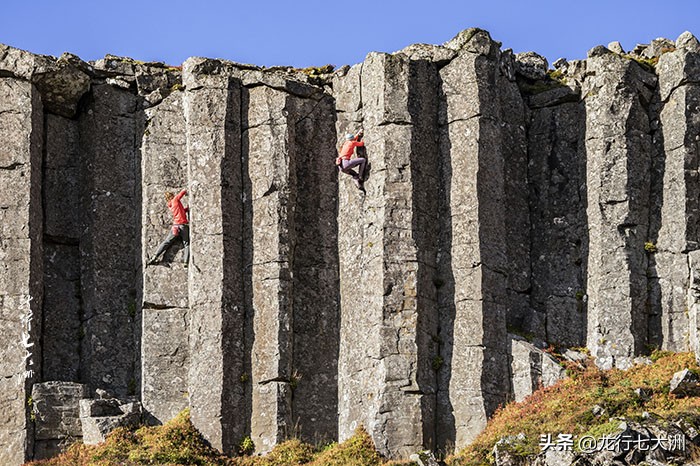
180, 225, 190, 266
148, 230, 178, 265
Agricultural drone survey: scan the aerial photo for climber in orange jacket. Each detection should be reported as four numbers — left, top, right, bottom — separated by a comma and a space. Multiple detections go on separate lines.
147, 189, 190, 267
336, 129, 367, 191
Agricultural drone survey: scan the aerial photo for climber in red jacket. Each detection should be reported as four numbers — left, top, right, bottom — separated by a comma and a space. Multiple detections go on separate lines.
336, 129, 367, 192
147, 189, 190, 267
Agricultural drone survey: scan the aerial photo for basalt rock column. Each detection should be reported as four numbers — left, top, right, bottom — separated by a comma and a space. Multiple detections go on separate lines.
79, 83, 142, 395
243, 85, 296, 451
42, 114, 82, 381
288, 91, 340, 446
141, 91, 189, 423
335, 51, 440, 458
0, 77, 43, 465
183, 58, 245, 454
655, 36, 700, 351
241, 71, 339, 450
583, 48, 655, 369
526, 90, 587, 346
436, 30, 513, 450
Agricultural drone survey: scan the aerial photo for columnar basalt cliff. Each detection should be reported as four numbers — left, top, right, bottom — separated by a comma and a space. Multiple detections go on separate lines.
2, 29, 700, 463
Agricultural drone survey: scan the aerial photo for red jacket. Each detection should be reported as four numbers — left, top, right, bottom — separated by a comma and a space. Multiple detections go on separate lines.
338, 136, 364, 160
168, 189, 189, 225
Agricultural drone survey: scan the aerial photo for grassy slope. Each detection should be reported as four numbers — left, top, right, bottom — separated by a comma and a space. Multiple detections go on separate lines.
449, 351, 700, 465
26, 353, 700, 466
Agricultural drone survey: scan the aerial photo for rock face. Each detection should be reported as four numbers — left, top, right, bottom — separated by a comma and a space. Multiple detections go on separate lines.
0, 74, 43, 466
3, 30, 700, 463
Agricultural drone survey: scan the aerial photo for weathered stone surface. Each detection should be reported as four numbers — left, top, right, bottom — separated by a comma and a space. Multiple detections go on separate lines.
501, 53, 531, 338
443, 28, 495, 56
676, 31, 700, 52
335, 51, 440, 458
0, 77, 43, 466
552, 58, 568, 70
527, 101, 586, 345
79, 398, 123, 417
515, 51, 548, 80
42, 243, 81, 381
44, 115, 80, 238
42, 114, 82, 383
286, 92, 340, 445
135, 64, 181, 104
32, 382, 89, 459
642, 37, 675, 59
9, 28, 700, 462
139, 91, 190, 427
243, 85, 295, 452
141, 308, 188, 424
395, 43, 457, 65
608, 41, 625, 54
79, 398, 142, 445
527, 85, 579, 109
583, 53, 654, 369
79, 83, 140, 396
184, 58, 246, 455
0, 45, 90, 117
509, 336, 566, 402
669, 368, 700, 396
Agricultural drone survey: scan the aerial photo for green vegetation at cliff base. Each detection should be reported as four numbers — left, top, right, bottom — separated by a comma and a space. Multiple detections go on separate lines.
25, 409, 413, 466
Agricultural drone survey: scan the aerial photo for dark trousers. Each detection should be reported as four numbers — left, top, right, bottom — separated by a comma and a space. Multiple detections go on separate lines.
154, 224, 189, 263
340, 157, 367, 180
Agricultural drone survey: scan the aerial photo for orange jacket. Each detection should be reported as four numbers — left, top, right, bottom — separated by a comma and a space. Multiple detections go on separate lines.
338, 136, 365, 160
168, 189, 189, 225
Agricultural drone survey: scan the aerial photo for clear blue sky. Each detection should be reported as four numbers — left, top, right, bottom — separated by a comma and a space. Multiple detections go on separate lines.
2, 0, 698, 68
